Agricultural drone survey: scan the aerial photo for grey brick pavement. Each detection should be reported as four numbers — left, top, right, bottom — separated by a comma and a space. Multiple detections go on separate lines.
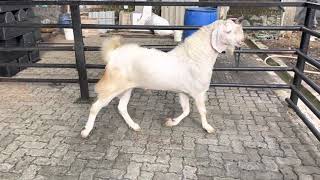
0, 35, 319, 179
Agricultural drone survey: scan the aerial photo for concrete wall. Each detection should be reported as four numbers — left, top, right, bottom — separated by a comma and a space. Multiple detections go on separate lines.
293, 0, 320, 25
33, 6, 61, 23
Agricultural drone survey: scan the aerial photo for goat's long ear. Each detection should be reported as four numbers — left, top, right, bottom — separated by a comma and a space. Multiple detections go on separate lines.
211, 24, 228, 53
235, 15, 244, 24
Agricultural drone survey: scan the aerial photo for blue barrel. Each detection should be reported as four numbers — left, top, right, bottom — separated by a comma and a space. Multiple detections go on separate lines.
183, 7, 217, 39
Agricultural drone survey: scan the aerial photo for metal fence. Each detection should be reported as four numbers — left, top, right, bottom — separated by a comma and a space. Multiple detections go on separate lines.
0, 1, 319, 141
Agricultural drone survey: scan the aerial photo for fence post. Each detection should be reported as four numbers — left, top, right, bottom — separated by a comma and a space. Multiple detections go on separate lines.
289, 7, 315, 105
70, 4, 90, 100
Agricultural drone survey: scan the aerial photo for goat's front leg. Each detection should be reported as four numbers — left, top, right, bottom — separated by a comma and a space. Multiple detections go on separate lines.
165, 93, 190, 127
194, 92, 215, 133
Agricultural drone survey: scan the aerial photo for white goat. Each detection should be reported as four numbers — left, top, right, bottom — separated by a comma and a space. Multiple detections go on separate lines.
81, 19, 244, 138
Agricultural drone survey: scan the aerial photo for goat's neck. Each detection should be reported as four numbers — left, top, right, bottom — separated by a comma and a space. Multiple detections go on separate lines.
171, 26, 219, 71
169, 26, 219, 90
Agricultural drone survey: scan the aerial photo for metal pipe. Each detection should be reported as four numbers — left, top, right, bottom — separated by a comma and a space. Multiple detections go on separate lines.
0, 62, 293, 72
0, 77, 290, 89
213, 67, 293, 71
82, 24, 199, 30
243, 26, 302, 31
0, 23, 72, 28
0, 78, 78, 83
291, 85, 320, 119
306, 2, 320, 10
235, 49, 296, 54
0, 63, 103, 69
0, 23, 303, 31
0, 46, 74, 51
209, 83, 290, 89
0, 1, 306, 7
82, 24, 302, 31
302, 26, 320, 38
0, 63, 77, 68
86, 64, 105, 69
293, 67, 320, 95
0, 46, 297, 54
39, 42, 74, 45
84, 47, 296, 54
296, 50, 320, 70
286, 98, 320, 142
290, 7, 315, 104
70, 5, 89, 99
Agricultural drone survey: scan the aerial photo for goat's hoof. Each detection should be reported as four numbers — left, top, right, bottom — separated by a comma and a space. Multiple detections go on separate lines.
164, 118, 176, 127
81, 128, 91, 138
203, 124, 215, 134
131, 123, 141, 131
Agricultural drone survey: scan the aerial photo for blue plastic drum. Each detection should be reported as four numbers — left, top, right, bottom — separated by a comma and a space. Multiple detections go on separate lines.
183, 7, 217, 39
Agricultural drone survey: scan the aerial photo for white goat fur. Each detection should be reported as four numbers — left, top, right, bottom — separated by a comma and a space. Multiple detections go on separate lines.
81, 20, 244, 138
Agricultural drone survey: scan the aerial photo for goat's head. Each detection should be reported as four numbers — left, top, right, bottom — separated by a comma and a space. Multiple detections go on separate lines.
210, 18, 245, 53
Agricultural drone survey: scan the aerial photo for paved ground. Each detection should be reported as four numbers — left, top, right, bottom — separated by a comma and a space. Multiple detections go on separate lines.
0, 34, 319, 180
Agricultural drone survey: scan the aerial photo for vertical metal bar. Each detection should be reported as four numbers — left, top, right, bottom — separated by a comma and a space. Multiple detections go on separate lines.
289, 7, 315, 104
70, 4, 90, 99
234, 47, 241, 68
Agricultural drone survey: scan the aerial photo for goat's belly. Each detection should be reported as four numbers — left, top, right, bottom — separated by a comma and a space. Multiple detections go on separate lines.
125, 54, 194, 92
136, 76, 188, 92
138, 84, 185, 92
132, 71, 191, 92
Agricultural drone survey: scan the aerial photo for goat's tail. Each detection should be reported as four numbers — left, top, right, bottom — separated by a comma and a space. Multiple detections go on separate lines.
101, 36, 123, 64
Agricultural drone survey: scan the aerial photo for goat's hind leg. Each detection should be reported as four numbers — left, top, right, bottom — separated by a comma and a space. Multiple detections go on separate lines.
165, 93, 190, 127
81, 98, 110, 138
118, 89, 141, 131
81, 90, 123, 138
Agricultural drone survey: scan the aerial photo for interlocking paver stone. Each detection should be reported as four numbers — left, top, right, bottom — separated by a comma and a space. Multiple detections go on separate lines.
183, 165, 197, 179
294, 166, 320, 175
19, 165, 40, 180
197, 166, 225, 177
209, 145, 232, 153
153, 172, 181, 180
124, 162, 142, 179
239, 161, 265, 171
0, 35, 319, 179
168, 157, 183, 173
0, 163, 14, 172
261, 156, 278, 172
280, 166, 298, 180
96, 169, 125, 179
255, 171, 284, 180
156, 154, 170, 164
21, 142, 47, 149
276, 157, 302, 166
78, 151, 105, 160
67, 159, 87, 176
79, 168, 95, 180
26, 149, 53, 157
225, 161, 240, 178
38, 166, 69, 176
142, 163, 169, 172
138, 171, 154, 180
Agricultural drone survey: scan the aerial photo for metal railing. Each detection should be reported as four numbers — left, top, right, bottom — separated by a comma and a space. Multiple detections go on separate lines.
0, 1, 319, 141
